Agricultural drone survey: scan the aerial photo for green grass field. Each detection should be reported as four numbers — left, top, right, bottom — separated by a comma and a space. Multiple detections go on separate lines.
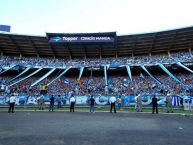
1, 106, 193, 115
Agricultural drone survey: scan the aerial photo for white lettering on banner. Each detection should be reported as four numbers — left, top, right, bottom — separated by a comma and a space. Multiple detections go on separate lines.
96, 37, 111, 40
81, 37, 95, 41
61, 36, 113, 42
63, 37, 78, 41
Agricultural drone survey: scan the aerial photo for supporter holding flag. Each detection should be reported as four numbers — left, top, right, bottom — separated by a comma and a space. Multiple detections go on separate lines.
64, 78, 69, 84
40, 83, 47, 95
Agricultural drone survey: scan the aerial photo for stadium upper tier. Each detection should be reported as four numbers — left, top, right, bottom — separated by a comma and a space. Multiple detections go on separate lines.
0, 26, 193, 58
0, 51, 192, 68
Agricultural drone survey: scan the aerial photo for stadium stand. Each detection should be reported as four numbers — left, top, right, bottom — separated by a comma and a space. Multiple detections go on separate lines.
0, 26, 193, 107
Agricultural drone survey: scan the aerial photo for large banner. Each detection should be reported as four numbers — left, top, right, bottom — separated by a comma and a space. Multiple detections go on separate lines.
0, 94, 189, 107
49, 36, 115, 43
47, 32, 116, 43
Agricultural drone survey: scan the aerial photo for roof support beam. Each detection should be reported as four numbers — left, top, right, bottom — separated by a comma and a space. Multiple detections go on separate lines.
0, 46, 3, 55
28, 36, 40, 57
66, 44, 72, 59
115, 44, 118, 58
168, 31, 177, 51
150, 33, 157, 54
100, 45, 102, 59
82, 45, 87, 59
8, 35, 22, 56
132, 37, 137, 57
49, 44, 56, 57
190, 36, 193, 52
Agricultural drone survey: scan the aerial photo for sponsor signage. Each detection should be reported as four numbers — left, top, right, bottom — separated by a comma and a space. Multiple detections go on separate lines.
48, 32, 116, 43
49, 36, 115, 43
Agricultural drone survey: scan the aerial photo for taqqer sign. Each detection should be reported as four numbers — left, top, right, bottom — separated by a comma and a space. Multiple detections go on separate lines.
49, 36, 115, 43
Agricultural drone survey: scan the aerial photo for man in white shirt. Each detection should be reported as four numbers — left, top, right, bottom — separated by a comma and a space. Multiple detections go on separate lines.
109, 95, 116, 113
70, 96, 76, 112
8, 95, 16, 113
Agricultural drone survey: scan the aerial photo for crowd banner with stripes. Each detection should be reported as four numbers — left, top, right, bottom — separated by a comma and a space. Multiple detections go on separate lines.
30, 68, 56, 87
158, 63, 184, 85
47, 66, 71, 86
78, 66, 84, 80
126, 65, 133, 82
9, 68, 43, 87
104, 65, 108, 86
177, 62, 193, 74
141, 65, 161, 84
8, 67, 31, 83
0, 65, 16, 75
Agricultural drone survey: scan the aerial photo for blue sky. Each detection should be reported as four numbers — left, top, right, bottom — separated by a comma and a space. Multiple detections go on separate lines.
1, 0, 193, 36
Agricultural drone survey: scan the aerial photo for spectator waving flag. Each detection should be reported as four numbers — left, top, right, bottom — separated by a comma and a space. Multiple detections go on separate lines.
139, 73, 145, 79
64, 78, 69, 84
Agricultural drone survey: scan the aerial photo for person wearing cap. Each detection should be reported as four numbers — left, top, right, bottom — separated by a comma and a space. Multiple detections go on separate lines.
109, 95, 116, 113
165, 93, 173, 113
8, 94, 16, 113
70, 95, 76, 112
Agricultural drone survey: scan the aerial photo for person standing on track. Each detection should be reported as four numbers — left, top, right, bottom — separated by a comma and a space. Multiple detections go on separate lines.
70, 95, 76, 112
8, 94, 16, 113
89, 95, 95, 113
49, 95, 55, 112
109, 95, 117, 113
152, 95, 158, 114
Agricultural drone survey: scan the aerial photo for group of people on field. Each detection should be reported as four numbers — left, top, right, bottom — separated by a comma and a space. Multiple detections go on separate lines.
8, 90, 174, 114
135, 93, 173, 114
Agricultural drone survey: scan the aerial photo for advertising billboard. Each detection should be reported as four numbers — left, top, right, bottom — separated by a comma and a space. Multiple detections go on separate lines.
47, 32, 116, 43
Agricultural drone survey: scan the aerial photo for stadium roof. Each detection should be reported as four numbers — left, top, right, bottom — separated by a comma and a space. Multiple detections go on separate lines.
0, 26, 193, 58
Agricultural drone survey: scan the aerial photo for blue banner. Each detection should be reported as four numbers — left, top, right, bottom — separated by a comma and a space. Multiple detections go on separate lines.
47, 67, 71, 86
141, 65, 161, 84
177, 62, 193, 74
9, 68, 43, 87
78, 67, 84, 80
30, 68, 56, 87
126, 65, 133, 82
158, 63, 184, 85
8, 67, 31, 83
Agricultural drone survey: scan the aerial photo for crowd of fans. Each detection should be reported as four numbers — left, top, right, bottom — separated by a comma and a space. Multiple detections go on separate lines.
0, 51, 193, 98
0, 72, 192, 98
0, 51, 193, 69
